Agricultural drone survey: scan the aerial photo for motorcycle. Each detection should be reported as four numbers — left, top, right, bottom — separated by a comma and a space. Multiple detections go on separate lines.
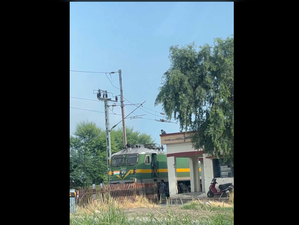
207, 178, 234, 198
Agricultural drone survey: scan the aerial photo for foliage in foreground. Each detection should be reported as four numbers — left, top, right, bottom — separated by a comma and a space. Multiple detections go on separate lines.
70, 196, 234, 225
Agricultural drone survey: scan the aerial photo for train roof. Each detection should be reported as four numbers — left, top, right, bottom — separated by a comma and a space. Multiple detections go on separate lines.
112, 145, 166, 156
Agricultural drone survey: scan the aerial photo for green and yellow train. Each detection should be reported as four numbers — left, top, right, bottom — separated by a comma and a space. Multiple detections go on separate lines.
108, 144, 201, 193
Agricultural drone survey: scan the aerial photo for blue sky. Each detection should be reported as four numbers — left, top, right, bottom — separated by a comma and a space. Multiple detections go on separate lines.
70, 2, 233, 144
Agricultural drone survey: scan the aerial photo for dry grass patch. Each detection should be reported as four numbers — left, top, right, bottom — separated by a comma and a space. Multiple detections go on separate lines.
74, 195, 157, 215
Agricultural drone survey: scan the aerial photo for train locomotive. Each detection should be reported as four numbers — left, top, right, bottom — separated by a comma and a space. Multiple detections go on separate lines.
108, 144, 201, 193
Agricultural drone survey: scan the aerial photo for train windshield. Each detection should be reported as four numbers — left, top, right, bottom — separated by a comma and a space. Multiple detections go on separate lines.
125, 154, 138, 165
111, 155, 124, 167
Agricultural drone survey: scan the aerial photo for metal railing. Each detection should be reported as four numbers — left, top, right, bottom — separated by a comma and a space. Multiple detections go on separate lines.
76, 182, 159, 206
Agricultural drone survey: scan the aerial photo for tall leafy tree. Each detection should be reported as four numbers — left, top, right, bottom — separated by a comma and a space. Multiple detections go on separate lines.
155, 36, 234, 162
70, 122, 155, 188
111, 127, 155, 150
70, 121, 110, 187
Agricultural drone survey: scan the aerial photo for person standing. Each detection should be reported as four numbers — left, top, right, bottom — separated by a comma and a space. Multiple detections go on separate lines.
159, 180, 166, 203
75, 189, 79, 205
99, 178, 104, 201
100, 178, 104, 189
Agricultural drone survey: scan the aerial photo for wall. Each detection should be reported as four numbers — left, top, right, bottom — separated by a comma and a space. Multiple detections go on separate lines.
161, 132, 192, 145
189, 156, 201, 192
167, 156, 177, 197
167, 142, 194, 154
203, 153, 234, 193
161, 132, 234, 195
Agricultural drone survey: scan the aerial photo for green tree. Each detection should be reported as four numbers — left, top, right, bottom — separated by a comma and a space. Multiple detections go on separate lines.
111, 127, 155, 150
155, 36, 234, 163
70, 122, 155, 188
70, 121, 112, 187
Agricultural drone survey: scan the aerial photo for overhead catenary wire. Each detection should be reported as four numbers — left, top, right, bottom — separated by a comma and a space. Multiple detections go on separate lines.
110, 101, 146, 131
70, 96, 98, 102
70, 107, 121, 116
71, 100, 175, 124
70, 69, 120, 90
123, 96, 176, 123
70, 107, 104, 113
123, 96, 166, 118
70, 107, 175, 123
105, 73, 120, 90
108, 105, 117, 115
70, 97, 154, 118
71, 69, 164, 111
83, 71, 165, 115
70, 70, 118, 74
70, 69, 175, 122
71, 69, 165, 114
70, 97, 138, 105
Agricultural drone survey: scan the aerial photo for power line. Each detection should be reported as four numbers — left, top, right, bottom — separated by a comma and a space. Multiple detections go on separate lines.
141, 107, 166, 117
70, 97, 98, 102
70, 107, 104, 113
70, 107, 121, 116
70, 70, 117, 74
105, 73, 120, 90
70, 107, 176, 123
70, 70, 120, 91
138, 117, 156, 121
70, 70, 165, 115
123, 96, 163, 114
122, 96, 177, 124
70, 96, 138, 105
108, 105, 117, 115
110, 101, 146, 131
155, 119, 177, 124
123, 96, 165, 118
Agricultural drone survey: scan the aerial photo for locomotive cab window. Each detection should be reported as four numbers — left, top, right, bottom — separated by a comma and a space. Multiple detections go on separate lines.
144, 155, 151, 165
111, 155, 124, 167
126, 154, 138, 166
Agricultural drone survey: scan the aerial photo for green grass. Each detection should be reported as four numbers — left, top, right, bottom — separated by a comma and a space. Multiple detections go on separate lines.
70, 196, 234, 225
199, 212, 234, 225
181, 201, 213, 211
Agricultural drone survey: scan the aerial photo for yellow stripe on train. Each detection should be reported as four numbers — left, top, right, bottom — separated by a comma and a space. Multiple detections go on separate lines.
135, 169, 152, 173
157, 169, 168, 173
158, 168, 201, 173
110, 168, 201, 175
132, 168, 201, 173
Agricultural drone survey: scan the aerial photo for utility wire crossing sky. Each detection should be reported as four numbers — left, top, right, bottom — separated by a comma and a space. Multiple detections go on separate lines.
70, 2, 233, 143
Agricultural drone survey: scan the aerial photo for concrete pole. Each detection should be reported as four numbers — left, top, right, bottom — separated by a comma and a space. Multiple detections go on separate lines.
97, 89, 117, 183
118, 69, 127, 147
104, 95, 112, 182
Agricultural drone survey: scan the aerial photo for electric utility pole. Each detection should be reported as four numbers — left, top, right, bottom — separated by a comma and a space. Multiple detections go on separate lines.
107, 69, 127, 147
118, 69, 127, 147
97, 89, 118, 182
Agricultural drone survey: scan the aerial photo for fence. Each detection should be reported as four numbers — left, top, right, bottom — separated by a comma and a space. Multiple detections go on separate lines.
76, 182, 159, 207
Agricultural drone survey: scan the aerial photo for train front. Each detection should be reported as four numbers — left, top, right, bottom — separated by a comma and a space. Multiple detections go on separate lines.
108, 150, 139, 184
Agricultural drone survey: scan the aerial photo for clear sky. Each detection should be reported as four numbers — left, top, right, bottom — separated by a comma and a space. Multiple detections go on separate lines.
70, 2, 234, 144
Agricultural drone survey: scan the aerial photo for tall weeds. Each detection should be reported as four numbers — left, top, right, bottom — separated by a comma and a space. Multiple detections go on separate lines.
70, 195, 234, 225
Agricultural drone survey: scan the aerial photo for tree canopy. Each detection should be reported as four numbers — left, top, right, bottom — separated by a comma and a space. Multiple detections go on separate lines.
155, 36, 234, 162
70, 121, 154, 188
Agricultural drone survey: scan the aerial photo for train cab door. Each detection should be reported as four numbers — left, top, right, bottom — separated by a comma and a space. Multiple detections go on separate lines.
152, 153, 158, 179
